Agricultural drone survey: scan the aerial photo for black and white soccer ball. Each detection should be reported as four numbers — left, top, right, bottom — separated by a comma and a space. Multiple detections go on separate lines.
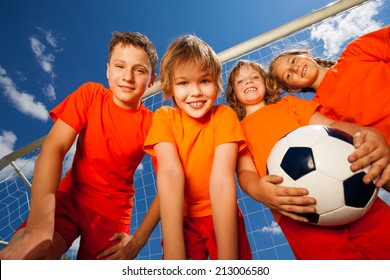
266, 125, 378, 226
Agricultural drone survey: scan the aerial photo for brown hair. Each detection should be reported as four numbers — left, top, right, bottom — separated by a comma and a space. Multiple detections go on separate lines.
108, 31, 158, 75
225, 60, 280, 120
159, 35, 222, 106
268, 49, 335, 94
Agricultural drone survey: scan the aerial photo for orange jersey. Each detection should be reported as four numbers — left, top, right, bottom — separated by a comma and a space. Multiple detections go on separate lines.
144, 104, 246, 217
241, 96, 318, 177
50, 82, 153, 224
313, 25, 390, 144
240, 96, 390, 259
240, 96, 319, 222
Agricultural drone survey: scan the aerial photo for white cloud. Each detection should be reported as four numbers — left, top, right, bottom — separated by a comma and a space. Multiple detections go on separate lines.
42, 83, 56, 101
135, 163, 144, 177
0, 66, 49, 121
29, 27, 61, 101
258, 220, 283, 235
0, 130, 16, 158
310, 0, 384, 58
30, 36, 56, 79
36, 26, 58, 49
15, 71, 27, 82
0, 130, 36, 182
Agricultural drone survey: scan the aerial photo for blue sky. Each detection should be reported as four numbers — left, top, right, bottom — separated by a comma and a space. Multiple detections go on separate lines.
0, 0, 339, 150
1, 0, 390, 260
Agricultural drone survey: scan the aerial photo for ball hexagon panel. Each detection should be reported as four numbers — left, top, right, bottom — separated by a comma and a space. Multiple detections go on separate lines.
285, 125, 328, 147
311, 136, 355, 182
319, 205, 366, 226
296, 171, 345, 215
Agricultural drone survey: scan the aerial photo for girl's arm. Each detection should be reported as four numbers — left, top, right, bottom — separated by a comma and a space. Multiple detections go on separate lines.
209, 143, 239, 259
309, 111, 390, 187
154, 142, 186, 260
0, 119, 77, 260
236, 156, 316, 222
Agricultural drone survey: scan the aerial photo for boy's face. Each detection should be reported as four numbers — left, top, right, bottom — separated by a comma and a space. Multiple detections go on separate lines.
233, 65, 266, 107
172, 61, 217, 120
106, 44, 156, 110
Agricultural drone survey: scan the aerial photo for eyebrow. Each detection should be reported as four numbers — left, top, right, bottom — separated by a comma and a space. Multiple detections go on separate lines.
174, 71, 212, 80
111, 60, 150, 70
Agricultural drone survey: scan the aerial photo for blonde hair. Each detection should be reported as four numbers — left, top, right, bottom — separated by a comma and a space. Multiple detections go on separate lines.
159, 35, 222, 107
225, 60, 280, 120
268, 49, 335, 94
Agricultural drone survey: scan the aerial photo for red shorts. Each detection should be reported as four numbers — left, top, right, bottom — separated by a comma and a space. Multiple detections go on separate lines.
18, 190, 129, 259
279, 197, 390, 259
182, 208, 252, 260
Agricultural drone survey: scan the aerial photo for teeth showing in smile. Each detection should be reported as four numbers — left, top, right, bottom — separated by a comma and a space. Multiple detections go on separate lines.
244, 87, 256, 94
189, 101, 204, 109
301, 65, 307, 77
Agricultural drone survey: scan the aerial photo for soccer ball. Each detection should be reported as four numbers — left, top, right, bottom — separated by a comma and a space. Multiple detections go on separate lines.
266, 125, 378, 226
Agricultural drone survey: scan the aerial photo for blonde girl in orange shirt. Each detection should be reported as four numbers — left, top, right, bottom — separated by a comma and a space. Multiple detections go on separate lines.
144, 35, 251, 260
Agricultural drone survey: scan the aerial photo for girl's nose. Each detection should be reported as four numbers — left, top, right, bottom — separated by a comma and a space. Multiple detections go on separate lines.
191, 84, 203, 96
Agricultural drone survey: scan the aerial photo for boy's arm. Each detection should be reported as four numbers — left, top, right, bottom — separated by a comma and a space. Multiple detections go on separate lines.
210, 143, 238, 259
310, 111, 390, 188
236, 156, 316, 222
154, 142, 186, 260
0, 119, 77, 260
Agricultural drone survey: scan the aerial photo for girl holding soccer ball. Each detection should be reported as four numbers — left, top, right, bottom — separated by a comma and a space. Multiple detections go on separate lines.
225, 59, 390, 259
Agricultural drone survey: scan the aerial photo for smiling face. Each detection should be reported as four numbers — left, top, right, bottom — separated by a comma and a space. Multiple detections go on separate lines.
172, 61, 217, 120
106, 44, 155, 110
272, 54, 320, 90
233, 65, 266, 109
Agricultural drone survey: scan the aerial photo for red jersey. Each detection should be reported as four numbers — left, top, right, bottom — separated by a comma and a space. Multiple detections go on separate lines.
50, 82, 153, 224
